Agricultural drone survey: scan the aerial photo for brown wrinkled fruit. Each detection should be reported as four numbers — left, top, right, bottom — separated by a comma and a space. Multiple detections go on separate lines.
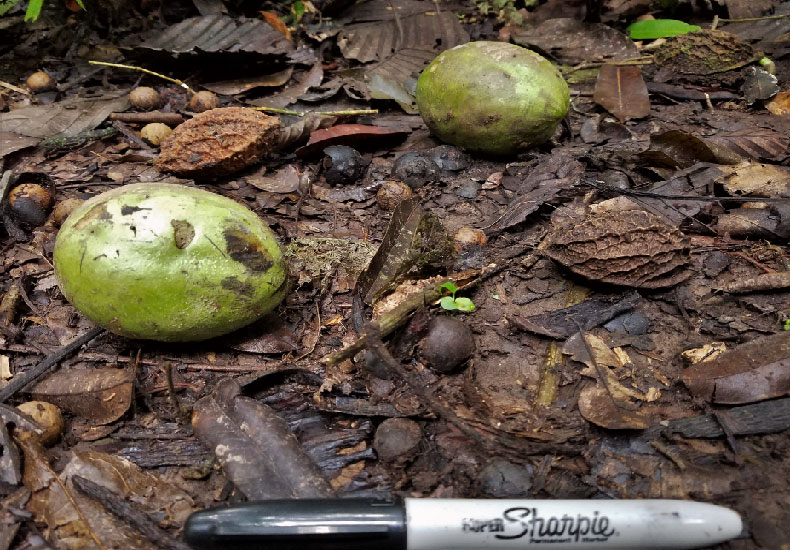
26, 71, 56, 93
543, 209, 690, 289
155, 107, 280, 179
376, 180, 413, 210
17, 401, 64, 446
140, 122, 172, 146
453, 227, 487, 251
8, 183, 54, 226
187, 91, 220, 113
129, 86, 161, 110
419, 316, 475, 373
49, 198, 85, 226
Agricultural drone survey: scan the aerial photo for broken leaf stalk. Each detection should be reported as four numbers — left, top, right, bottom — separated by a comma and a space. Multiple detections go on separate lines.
88, 60, 196, 95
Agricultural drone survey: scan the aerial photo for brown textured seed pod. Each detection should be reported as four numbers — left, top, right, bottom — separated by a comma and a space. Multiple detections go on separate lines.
26, 71, 56, 93
140, 122, 172, 146
17, 401, 64, 446
49, 198, 85, 226
453, 227, 487, 251
376, 180, 413, 210
129, 86, 161, 110
543, 209, 690, 289
187, 91, 220, 112
155, 107, 280, 179
8, 183, 54, 226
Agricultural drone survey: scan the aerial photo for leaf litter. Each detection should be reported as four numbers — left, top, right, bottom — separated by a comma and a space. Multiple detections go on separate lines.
2, 0, 790, 548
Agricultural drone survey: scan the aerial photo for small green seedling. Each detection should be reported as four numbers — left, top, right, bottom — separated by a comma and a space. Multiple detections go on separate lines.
0, 0, 85, 21
438, 282, 475, 312
626, 19, 701, 40
783, 318, 790, 331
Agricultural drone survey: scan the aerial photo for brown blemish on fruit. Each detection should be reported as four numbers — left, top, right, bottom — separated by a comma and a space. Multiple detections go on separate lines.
74, 203, 111, 230
171, 219, 195, 249
221, 276, 255, 297
224, 227, 274, 273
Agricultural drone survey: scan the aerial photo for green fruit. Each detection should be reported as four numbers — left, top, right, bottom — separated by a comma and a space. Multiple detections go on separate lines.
416, 41, 570, 155
54, 183, 287, 342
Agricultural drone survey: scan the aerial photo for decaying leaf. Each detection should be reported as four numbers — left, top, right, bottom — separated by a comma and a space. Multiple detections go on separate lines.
542, 209, 690, 289
484, 154, 584, 235
128, 15, 293, 61
706, 127, 789, 161
639, 130, 742, 169
593, 64, 650, 122
30, 368, 133, 425
717, 161, 790, 197
295, 124, 410, 157
202, 67, 293, 95
355, 198, 455, 305
578, 385, 658, 430
682, 332, 790, 404
741, 67, 779, 105
336, 5, 468, 112
513, 18, 639, 65
0, 93, 129, 139
20, 443, 193, 550
508, 291, 640, 339
192, 378, 334, 499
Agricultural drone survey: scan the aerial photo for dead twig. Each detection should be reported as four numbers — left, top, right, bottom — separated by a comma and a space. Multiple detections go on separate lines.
109, 112, 185, 126
0, 326, 104, 403
71, 475, 192, 550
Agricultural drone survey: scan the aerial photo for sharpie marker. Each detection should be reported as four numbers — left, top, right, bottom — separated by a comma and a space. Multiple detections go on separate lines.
183, 498, 742, 550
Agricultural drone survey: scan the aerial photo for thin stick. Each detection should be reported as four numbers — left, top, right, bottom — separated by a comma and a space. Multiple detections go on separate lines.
0, 326, 104, 403
88, 61, 195, 94
0, 80, 30, 94
252, 106, 379, 117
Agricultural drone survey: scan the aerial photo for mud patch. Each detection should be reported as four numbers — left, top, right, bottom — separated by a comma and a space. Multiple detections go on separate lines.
171, 219, 195, 249
224, 227, 274, 272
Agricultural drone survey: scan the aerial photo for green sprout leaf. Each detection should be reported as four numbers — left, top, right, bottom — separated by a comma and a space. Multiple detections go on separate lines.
440, 296, 459, 310
439, 282, 458, 295
626, 19, 701, 40
453, 297, 476, 312
0, 0, 22, 17
24, 0, 43, 21
784, 318, 790, 331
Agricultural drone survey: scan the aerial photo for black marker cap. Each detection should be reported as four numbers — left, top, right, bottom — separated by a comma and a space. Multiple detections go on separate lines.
184, 498, 406, 550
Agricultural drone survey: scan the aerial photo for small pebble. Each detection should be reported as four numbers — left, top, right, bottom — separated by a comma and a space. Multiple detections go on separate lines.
478, 459, 533, 497
391, 152, 439, 189
373, 418, 422, 463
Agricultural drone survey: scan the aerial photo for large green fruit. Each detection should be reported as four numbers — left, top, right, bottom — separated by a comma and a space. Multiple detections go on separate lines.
416, 41, 570, 155
54, 183, 287, 342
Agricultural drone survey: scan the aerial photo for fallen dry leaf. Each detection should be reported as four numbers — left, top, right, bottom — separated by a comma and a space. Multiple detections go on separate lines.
593, 64, 650, 122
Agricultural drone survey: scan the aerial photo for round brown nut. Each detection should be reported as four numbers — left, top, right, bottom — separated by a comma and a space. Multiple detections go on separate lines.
129, 86, 161, 110
376, 180, 412, 210
373, 418, 422, 463
17, 401, 64, 446
8, 183, 54, 226
187, 91, 220, 113
419, 316, 475, 373
26, 71, 56, 93
140, 122, 172, 146
49, 197, 85, 226
453, 227, 487, 251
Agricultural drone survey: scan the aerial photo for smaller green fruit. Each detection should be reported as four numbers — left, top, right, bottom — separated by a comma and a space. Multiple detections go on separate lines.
416, 41, 570, 155
54, 183, 287, 341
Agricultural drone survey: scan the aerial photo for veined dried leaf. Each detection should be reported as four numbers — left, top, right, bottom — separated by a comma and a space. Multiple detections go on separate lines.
30, 368, 132, 425
593, 64, 650, 122
706, 127, 789, 161
202, 67, 293, 95
295, 124, 409, 157
682, 332, 790, 404
718, 161, 790, 197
